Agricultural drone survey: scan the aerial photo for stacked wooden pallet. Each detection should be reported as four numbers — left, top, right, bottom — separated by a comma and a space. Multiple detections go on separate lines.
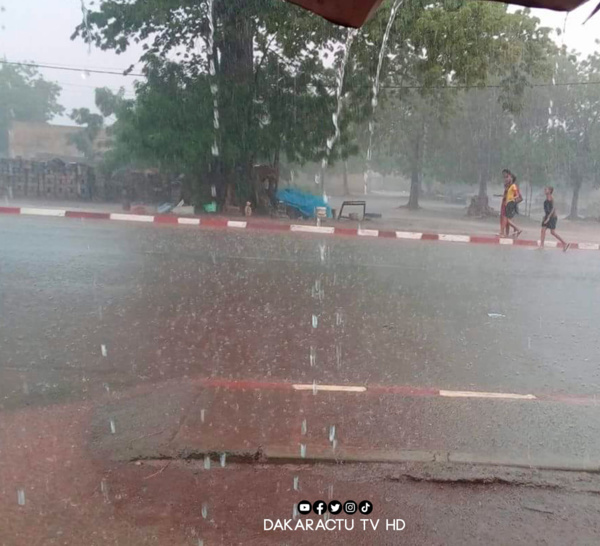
0, 158, 95, 200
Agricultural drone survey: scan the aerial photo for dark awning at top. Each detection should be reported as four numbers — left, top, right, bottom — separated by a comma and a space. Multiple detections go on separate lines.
286, 0, 593, 28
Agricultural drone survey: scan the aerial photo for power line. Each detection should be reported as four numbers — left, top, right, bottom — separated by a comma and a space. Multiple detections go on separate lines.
0, 74, 135, 96
4, 58, 599, 90
0, 59, 145, 78
385, 80, 600, 90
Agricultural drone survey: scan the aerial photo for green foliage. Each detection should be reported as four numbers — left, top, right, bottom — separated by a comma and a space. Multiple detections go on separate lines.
416, 46, 600, 217
537, 48, 600, 216
69, 106, 104, 162
73, 0, 355, 204
98, 66, 215, 175
0, 63, 64, 155
369, 3, 554, 207
73, 0, 557, 210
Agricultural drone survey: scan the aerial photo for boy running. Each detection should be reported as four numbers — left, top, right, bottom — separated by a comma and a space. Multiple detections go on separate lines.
540, 186, 571, 251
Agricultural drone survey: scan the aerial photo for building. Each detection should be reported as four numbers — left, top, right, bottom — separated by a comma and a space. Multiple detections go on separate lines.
6, 121, 108, 163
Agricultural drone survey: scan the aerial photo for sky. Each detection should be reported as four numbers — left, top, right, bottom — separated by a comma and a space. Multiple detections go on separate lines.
0, 0, 599, 126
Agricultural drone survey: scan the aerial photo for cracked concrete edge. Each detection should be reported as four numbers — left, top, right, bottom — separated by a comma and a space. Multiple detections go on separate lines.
123, 445, 600, 473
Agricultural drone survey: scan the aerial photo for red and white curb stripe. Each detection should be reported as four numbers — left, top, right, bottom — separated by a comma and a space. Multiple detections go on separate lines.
2, 205, 598, 250
196, 377, 599, 406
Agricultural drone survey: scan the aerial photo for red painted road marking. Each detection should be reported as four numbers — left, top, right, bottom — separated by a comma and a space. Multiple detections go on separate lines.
1, 206, 598, 251
0, 206, 21, 215
188, 376, 600, 407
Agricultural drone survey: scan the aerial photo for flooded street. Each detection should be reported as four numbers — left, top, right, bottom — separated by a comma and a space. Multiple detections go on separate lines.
2, 0, 600, 541
3, 215, 600, 544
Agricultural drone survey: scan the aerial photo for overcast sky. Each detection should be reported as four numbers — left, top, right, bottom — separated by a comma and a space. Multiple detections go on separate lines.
1, 0, 598, 126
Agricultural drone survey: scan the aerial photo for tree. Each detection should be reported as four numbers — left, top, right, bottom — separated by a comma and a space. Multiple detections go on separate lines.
543, 48, 600, 219
0, 63, 64, 155
72, 0, 352, 208
69, 107, 104, 163
73, 1, 555, 212
371, 4, 554, 209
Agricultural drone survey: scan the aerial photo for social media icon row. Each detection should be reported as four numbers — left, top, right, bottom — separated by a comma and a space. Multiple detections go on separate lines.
297, 500, 373, 516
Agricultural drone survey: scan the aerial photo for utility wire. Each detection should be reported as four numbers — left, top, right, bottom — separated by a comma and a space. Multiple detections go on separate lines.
385, 80, 600, 89
0, 59, 144, 78
3, 58, 600, 89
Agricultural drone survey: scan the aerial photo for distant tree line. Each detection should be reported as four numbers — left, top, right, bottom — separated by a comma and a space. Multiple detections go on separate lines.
68, 0, 599, 217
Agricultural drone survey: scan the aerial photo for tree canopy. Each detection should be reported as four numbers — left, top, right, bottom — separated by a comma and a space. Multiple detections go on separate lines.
0, 63, 64, 156
73, 0, 556, 209
74, 0, 600, 218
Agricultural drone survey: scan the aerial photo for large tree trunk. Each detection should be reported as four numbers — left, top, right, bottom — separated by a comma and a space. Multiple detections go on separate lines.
568, 177, 582, 220
407, 164, 420, 210
215, 2, 255, 205
467, 172, 495, 217
478, 173, 487, 200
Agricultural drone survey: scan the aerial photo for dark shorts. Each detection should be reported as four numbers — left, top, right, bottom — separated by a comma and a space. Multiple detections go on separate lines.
543, 216, 557, 230
505, 201, 518, 219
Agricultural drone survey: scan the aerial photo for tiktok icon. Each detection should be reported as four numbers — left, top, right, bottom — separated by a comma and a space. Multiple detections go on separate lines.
359, 501, 373, 515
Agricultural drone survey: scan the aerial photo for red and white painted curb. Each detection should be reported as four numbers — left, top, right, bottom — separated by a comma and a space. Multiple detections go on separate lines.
1, 205, 598, 250
196, 377, 600, 407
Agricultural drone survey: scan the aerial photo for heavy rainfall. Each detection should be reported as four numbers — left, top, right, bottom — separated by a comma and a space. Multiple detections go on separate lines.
2, 0, 600, 544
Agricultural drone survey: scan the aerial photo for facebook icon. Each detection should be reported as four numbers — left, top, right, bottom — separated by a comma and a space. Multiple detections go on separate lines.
313, 500, 327, 515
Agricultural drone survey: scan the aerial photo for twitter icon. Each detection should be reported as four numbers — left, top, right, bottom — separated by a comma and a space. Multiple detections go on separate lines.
328, 500, 342, 514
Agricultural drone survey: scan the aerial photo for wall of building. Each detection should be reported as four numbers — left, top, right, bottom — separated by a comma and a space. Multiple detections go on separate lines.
7, 121, 85, 162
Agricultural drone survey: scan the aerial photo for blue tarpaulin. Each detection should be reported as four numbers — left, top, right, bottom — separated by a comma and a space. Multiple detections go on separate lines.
276, 188, 332, 219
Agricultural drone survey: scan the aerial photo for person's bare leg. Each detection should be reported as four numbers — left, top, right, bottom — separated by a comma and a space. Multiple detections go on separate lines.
499, 216, 507, 237
507, 219, 522, 237
550, 229, 567, 247
539, 227, 547, 249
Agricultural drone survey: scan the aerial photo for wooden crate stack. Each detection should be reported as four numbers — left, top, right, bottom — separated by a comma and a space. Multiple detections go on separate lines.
0, 158, 95, 200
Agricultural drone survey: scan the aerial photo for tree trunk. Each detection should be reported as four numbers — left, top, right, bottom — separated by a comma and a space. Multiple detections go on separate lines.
273, 147, 280, 188
319, 163, 326, 196
215, 2, 255, 205
466, 172, 494, 217
478, 173, 487, 200
406, 124, 424, 210
407, 165, 420, 210
568, 177, 582, 220
0, 127, 9, 157
343, 160, 349, 195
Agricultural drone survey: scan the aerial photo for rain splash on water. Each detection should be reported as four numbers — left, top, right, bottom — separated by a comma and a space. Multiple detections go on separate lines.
318, 28, 359, 195
364, 0, 404, 195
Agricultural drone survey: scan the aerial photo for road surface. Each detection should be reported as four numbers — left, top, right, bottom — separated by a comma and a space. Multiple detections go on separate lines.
2, 215, 600, 545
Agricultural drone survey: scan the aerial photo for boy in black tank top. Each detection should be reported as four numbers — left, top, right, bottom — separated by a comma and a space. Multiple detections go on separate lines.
539, 186, 570, 251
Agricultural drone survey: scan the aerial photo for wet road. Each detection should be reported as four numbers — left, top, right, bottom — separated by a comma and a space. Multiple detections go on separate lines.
2, 215, 600, 462
3, 215, 600, 544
